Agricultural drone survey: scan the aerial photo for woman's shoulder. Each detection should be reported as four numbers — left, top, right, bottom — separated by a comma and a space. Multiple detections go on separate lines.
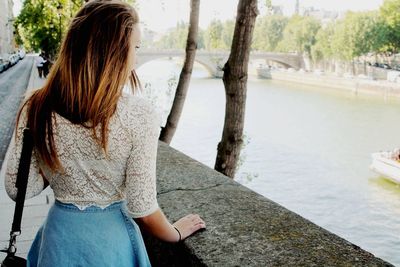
118, 93, 159, 119
117, 93, 161, 129
118, 93, 154, 114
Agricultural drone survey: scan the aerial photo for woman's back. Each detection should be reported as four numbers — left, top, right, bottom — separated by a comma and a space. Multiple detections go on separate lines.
5, 93, 161, 218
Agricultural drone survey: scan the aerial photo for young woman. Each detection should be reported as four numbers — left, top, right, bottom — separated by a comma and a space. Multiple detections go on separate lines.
4, 1, 206, 266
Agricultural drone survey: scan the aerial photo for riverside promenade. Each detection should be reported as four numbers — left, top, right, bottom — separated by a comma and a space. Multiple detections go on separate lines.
0, 56, 395, 266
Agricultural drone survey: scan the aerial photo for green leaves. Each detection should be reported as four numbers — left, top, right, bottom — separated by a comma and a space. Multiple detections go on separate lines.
153, 19, 234, 50
253, 15, 288, 52
311, 22, 335, 61
277, 15, 320, 56
15, 0, 83, 57
380, 0, 400, 52
204, 20, 224, 50
330, 12, 377, 60
154, 21, 189, 49
254, 1, 400, 61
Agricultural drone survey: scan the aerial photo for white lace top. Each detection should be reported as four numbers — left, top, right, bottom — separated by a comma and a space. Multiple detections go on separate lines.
4, 93, 161, 218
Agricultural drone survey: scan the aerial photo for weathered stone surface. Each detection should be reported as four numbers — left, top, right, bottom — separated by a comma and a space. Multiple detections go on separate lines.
143, 142, 393, 267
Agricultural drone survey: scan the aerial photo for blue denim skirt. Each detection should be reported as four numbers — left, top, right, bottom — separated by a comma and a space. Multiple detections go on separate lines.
27, 200, 151, 267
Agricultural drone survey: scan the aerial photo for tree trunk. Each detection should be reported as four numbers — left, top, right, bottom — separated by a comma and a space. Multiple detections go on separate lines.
159, 0, 200, 144
214, 0, 258, 178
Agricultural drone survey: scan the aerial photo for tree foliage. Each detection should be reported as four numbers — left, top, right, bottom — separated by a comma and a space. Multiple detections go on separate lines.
14, 0, 136, 57
253, 15, 288, 51
204, 19, 224, 50
154, 19, 233, 50
155, 21, 189, 49
379, 0, 400, 53
311, 22, 335, 62
15, 0, 82, 57
220, 20, 235, 50
278, 15, 320, 56
331, 11, 382, 61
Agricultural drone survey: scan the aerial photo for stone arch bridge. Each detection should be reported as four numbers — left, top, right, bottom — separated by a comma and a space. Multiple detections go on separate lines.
136, 49, 304, 78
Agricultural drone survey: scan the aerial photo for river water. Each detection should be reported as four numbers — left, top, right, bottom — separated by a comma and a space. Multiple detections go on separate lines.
137, 59, 400, 266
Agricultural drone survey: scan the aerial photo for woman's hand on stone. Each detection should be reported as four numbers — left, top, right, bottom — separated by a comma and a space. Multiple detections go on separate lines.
172, 214, 206, 241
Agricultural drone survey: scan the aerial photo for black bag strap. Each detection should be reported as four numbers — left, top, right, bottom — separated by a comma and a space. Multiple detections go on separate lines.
12, 128, 34, 233
1, 128, 34, 256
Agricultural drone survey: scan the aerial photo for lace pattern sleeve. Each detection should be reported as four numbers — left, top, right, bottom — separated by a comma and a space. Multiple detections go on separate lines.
4, 106, 44, 201
125, 105, 161, 218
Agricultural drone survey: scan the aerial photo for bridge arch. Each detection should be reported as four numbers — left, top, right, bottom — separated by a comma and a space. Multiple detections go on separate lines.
136, 55, 220, 77
250, 54, 302, 69
261, 59, 295, 69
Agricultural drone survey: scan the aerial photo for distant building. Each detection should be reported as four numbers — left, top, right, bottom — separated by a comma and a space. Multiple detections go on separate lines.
301, 7, 339, 24
0, 0, 15, 55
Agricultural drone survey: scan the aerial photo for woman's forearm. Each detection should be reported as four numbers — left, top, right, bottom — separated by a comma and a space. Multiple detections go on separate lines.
135, 208, 206, 243
135, 209, 179, 242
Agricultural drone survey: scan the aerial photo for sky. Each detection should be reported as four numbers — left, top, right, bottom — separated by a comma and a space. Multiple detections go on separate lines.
13, 0, 384, 32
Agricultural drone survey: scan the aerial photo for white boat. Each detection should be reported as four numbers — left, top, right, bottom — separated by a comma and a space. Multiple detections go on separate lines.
370, 151, 400, 184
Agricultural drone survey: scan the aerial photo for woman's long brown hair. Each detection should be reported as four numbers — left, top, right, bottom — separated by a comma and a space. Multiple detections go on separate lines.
16, 0, 140, 171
